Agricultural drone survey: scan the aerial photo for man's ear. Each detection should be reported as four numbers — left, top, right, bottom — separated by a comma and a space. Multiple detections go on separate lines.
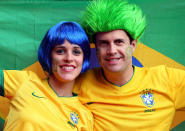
131, 39, 137, 52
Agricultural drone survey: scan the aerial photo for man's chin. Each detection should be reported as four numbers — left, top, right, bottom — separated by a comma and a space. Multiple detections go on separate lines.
103, 67, 123, 73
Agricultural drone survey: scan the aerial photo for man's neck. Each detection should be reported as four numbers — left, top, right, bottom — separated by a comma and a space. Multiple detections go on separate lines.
103, 66, 134, 87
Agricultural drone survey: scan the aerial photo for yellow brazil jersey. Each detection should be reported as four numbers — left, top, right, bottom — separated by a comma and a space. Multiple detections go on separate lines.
0, 70, 93, 131
74, 65, 185, 131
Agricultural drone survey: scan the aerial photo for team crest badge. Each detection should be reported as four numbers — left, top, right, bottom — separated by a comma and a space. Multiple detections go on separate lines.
70, 111, 79, 125
140, 89, 154, 108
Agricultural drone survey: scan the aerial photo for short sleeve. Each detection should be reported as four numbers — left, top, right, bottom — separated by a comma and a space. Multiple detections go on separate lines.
3, 70, 29, 99
166, 67, 185, 109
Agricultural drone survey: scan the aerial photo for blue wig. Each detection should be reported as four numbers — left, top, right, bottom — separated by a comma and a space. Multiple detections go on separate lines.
38, 21, 91, 74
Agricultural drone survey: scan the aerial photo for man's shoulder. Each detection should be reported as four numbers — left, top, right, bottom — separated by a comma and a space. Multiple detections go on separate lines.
135, 65, 184, 79
78, 67, 102, 80
136, 65, 172, 72
140, 65, 184, 71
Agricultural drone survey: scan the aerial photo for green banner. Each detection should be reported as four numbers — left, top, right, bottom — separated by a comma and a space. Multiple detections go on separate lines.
0, 0, 89, 70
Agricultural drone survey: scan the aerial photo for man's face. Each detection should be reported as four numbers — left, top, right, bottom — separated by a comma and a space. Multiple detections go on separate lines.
95, 30, 136, 74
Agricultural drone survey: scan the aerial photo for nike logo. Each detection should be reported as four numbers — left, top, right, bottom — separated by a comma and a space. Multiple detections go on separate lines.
32, 92, 45, 98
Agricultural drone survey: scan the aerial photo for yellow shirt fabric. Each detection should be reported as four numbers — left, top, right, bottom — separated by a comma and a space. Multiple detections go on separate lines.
74, 65, 185, 131
0, 70, 93, 131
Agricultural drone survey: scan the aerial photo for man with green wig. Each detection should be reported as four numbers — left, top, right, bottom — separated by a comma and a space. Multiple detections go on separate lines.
74, 0, 185, 130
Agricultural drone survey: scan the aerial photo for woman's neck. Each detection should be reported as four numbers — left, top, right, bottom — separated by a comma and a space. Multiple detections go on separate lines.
48, 75, 74, 97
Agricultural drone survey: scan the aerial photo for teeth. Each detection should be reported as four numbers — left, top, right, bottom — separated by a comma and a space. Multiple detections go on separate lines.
108, 58, 119, 61
62, 66, 74, 70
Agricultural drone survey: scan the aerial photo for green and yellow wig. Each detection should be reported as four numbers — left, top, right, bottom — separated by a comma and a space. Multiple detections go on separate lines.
81, 0, 146, 43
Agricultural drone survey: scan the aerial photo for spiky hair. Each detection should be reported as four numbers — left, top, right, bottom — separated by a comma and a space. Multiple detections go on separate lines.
81, 0, 146, 43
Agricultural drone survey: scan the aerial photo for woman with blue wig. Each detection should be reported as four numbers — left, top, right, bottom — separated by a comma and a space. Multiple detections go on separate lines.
0, 21, 93, 130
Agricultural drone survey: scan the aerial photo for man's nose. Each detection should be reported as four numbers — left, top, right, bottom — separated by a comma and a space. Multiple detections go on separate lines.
107, 44, 116, 55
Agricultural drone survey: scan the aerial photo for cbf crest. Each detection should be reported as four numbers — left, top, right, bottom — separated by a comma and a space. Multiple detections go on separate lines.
140, 89, 154, 108
70, 111, 79, 125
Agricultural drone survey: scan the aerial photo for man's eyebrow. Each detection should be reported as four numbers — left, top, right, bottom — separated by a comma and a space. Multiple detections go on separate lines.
114, 38, 125, 41
97, 40, 108, 42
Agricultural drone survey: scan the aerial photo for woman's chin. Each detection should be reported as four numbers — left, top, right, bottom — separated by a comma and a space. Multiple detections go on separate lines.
58, 74, 77, 83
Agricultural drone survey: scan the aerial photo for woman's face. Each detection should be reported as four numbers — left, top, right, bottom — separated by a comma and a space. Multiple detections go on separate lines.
51, 40, 84, 83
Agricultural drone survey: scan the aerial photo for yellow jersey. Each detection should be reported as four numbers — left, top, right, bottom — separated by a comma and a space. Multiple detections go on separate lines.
74, 65, 185, 131
0, 70, 93, 131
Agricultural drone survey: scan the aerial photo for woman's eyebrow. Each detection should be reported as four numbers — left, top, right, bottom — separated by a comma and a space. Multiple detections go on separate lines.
72, 45, 81, 48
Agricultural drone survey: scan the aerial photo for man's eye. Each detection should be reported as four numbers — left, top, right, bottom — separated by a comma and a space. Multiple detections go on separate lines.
101, 42, 108, 45
73, 49, 81, 55
56, 49, 64, 54
115, 40, 124, 45
99, 42, 108, 47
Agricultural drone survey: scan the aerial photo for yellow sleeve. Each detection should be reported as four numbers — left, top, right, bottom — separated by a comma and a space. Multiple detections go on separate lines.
166, 67, 185, 109
3, 70, 29, 99
166, 66, 185, 129
0, 70, 27, 119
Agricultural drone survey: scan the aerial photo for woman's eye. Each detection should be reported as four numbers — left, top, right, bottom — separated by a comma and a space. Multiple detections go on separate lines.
56, 49, 64, 54
73, 49, 81, 55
